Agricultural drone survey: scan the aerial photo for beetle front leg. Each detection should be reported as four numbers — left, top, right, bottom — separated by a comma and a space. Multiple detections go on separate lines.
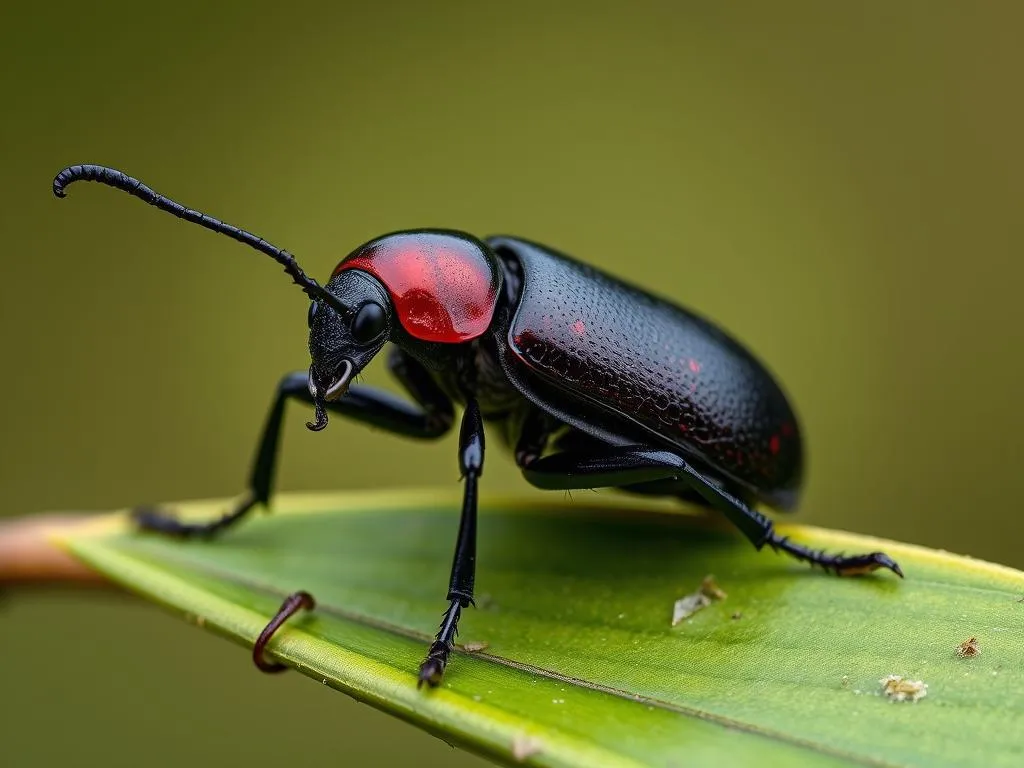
135, 358, 454, 539
418, 397, 484, 688
521, 446, 902, 578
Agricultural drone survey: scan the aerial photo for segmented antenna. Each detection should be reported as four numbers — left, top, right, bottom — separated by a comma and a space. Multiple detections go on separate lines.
52, 164, 337, 306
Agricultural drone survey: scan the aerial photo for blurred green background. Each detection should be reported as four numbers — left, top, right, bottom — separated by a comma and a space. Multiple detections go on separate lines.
1, 2, 1020, 766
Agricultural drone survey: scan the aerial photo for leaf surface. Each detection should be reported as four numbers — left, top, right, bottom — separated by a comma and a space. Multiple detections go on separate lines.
59, 491, 1024, 767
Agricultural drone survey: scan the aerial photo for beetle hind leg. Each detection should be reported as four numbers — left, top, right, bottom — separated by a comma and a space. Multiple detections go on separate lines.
613, 479, 901, 577
764, 535, 903, 577
519, 445, 903, 578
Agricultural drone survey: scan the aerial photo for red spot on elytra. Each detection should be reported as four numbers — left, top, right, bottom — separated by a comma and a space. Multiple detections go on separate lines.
688, 359, 701, 374
769, 434, 781, 455
571, 319, 586, 337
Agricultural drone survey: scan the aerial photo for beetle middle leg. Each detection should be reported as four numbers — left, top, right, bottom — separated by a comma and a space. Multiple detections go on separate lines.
519, 445, 902, 578
418, 396, 484, 688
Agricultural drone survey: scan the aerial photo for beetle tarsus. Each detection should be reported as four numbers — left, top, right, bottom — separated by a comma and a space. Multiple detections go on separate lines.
417, 645, 449, 688
418, 600, 462, 688
767, 534, 903, 578
132, 491, 258, 539
253, 591, 316, 673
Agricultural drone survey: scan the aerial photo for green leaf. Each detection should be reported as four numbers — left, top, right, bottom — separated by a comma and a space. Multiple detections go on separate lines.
57, 491, 1024, 767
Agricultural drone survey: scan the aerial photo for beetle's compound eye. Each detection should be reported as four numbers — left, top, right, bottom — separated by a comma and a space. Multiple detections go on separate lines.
307, 300, 319, 328
351, 301, 387, 343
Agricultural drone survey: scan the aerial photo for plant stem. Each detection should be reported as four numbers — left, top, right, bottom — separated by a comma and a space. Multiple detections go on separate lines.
0, 514, 109, 585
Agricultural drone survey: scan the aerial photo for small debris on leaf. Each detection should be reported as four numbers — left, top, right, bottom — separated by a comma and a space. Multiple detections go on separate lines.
700, 575, 727, 601
841, 675, 850, 689
880, 675, 928, 703
672, 574, 727, 626
956, 636, 980, 658
511, 733, 544, 762
672, 593, 710, 625
463, 640, 489, 653
731, 611, 743, 620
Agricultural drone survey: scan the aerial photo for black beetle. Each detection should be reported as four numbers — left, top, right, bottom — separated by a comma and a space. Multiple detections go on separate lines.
52, 164, 901, 687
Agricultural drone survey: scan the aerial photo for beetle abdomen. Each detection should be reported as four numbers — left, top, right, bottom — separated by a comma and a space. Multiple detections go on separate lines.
490, 237, 802, 502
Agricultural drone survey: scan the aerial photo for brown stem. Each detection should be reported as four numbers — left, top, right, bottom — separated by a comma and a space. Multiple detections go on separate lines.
0, 514, 110, 586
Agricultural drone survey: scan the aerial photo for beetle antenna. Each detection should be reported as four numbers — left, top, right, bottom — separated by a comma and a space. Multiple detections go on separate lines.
52, 164, 338, 307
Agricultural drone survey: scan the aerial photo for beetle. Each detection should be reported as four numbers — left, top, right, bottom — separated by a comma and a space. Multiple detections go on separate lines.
52, 163, 902, 687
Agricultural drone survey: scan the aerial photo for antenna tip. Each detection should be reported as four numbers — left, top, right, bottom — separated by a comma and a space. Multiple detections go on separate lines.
52, 166, 76, 199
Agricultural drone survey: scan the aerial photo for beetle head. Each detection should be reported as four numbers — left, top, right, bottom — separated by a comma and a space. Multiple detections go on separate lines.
52, 168, 483, 435
305, 269, 393, 431
50, 163, 399, 435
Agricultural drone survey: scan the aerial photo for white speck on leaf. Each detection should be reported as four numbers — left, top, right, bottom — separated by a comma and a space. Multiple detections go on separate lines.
512, 734, 543, 762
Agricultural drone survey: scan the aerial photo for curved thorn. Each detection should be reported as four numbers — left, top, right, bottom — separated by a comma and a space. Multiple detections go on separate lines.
253, 591, 316, 673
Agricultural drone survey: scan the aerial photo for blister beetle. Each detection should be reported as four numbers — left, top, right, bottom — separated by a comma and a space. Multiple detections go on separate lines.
52, 164, 902, 687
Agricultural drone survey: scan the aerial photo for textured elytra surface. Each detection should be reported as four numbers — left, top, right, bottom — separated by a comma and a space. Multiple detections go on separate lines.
493, 237, 801, 498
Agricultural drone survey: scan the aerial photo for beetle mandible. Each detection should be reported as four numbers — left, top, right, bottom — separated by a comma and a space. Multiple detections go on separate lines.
52, 164, 902, 687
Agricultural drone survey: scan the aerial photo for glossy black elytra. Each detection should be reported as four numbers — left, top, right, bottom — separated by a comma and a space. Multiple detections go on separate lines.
52, 164, 902, 687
